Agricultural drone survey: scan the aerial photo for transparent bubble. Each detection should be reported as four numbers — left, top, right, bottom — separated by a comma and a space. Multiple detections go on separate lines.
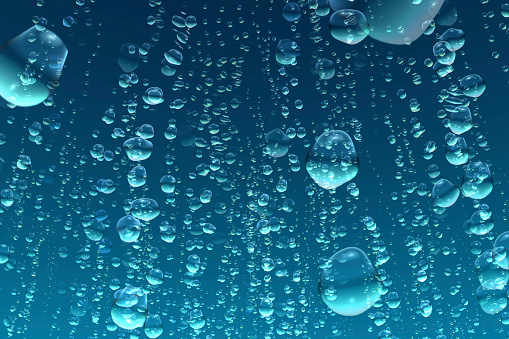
329, 0, 445, 45
84, 219, 105, 242
496, 233, 509, 268
445, 134, 468, 166
305, 130, 359, 190
448, 106, 473, 135
315, 58, 335, 80
128, 165, 147, 188
63, 16, 75, 27
476, 285, 507, 315
130, 198, 160, 221
98, 238, 112, 254
423, 140, 437, 160
159, 221, 176, 243
468, 208, 494, 236
431, 179, 460, 208
318, 247, 382, 316
144, 314, 163, 338
116, 215, 141, 243
200, 189, 213, 203
419, 300, 432, 317
433, 61, 453, 78
123, 137, 153, 161
441, 28, 465, 51
186, 254, 201, 274
427, 164, 440, 179
282, 2, 301, 22
160, 175, 176, 193
189, 309, 205, 330
387, 292, 400, 309
262, 257, 274, 271
0, 26, 67, 107
501, 3, 509, 18
275, 39, 300, 65
461, 162, 493, 199
259, 298, 274, 317
117, 43, 141, 73
460, 74, 486, 97
142, 87, 164, 105
264, 128, 290, 158
0, 244, 9, 264
433, 41, 455, 65
110, 286, 147, 330
102, 109, 115, 124
70, 295, 92, 317
329, 10, 369, 45
146, 269, 164, 285
97, 178, 116, 194
136, 124, 154, 139
475, 250, 509, 290
0, 188, 14, 207
185, 16, 197, 28
164, 49, 183, 66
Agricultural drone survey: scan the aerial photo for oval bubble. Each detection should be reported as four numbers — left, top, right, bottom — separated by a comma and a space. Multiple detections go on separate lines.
0, 26, 68, 107
329, 9, 369, 45
328, 0, 445, 45
305, 130, 359, 190
318, 247, 382, 316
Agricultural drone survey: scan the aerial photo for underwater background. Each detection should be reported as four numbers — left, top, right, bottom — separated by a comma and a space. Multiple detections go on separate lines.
0, 0, 508, 338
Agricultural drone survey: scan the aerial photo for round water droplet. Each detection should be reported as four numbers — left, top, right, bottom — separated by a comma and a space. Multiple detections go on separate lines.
329, 0, 445, 45
432, 179, 460, 208
0, 244, 9, 264
315, 58, 335, 80
441, 28, 465, 51
476, 285, 507, 315
164, 49, 183, 66
475, 250, 509, 290
144, 314, 163, 338
282, 2, 301, 22
116, 215, 141, 243
318, 247, 382, 316
160, 175, 176, 193
460, 74, 486, 98
433, 41, 455, 65
275, 39, 300, 65
461, 162, 493, 199
130, 198, 160, 221
111, 286, 147, 330
127, 165, 147, 188
142, 87, 164, 105
84, 218, 105, 242
146, 269, 164, 286
259, 297, 274, 317
330, 10, 370, 45
448, 106, 473, 135
63, 16, 75, 27
468, 208, 494, 236
123, 137, 153, 161
188, 309, 205, 330
0, 26, 68, 107
117, 43, 140, 72
305, 130, 359, 190
445, 134, 468, 166
264, 128, 290, 158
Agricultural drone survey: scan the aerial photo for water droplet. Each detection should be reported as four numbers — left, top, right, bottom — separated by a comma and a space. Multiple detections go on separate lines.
318, 247, 382, 316
432, 179, 460, 208
306, 130, 359, 190
111, 286, 147, 330
0, 26, 67, 107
